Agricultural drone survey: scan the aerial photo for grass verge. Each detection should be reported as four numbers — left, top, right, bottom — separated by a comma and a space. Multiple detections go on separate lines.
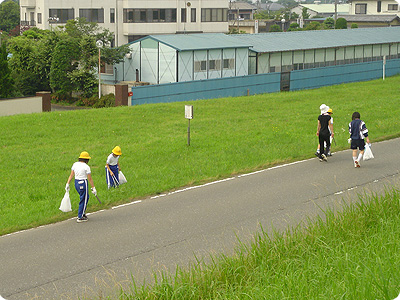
122, 188, 400, 299
1, 75, 400, 235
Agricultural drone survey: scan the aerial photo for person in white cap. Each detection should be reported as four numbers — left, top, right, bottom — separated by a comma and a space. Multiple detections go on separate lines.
65, 151, 97, 222
315, 107, 334, 156
316, 104, 334, 162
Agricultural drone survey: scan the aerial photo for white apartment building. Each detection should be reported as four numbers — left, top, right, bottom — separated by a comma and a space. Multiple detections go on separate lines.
20, 0, 229, 46
348, 0, 400, 16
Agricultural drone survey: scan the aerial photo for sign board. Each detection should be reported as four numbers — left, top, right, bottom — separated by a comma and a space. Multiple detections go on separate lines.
128, 91, 133, 97
185, 105, 193, 119
255, 20, 259, 34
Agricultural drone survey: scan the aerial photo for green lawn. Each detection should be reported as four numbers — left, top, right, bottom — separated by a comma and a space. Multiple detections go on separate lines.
1, 75, 400, 235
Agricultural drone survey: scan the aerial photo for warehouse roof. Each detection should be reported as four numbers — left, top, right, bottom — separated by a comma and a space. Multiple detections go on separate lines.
338, 14, 400, 22
235, 27, 400, 53
133, 33, 252, 51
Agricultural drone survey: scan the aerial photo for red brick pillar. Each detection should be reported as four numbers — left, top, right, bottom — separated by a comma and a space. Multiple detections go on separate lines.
114, 84, 128, 106
36, 91, 51, 112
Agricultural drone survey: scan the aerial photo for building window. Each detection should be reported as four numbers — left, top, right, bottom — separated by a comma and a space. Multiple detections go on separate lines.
110, 8, 115, 23
209, 60, 221, 70
123, 9, 177, 23
355, 4, 367, 14
181, 8, 186, 22
223, 58, 234, 69
101, 63, 114, 75
377, 1, 381, 12
201, 8, 228, 22
194, 60, 207, 72
37, 13, 42, 24
49, 9, 74, 23
191, 8, 196, 22
79, 9, 104, 23
128, 35, 146, 43
388, 4, 398, 10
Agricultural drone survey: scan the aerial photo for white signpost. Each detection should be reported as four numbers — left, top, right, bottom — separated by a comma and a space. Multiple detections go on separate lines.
185, 105, 193, 146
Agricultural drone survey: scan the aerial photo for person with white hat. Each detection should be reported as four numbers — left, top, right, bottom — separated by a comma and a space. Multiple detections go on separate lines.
105, 146, 122, 189
316, 104, 334, 162
315, 107, 334, 156
65, 151, 97, 222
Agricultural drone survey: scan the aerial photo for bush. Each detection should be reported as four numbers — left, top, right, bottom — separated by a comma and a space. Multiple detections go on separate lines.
335, 17, 347, 29
269, 24, 282, 32
51, 91, 75, 104
76, 93, 115, 108
93, 93, 115, 108
351, 23, 358, 28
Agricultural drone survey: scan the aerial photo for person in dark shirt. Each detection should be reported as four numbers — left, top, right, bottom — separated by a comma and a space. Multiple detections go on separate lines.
316, 104, 334, 162
349, 111, 370, 168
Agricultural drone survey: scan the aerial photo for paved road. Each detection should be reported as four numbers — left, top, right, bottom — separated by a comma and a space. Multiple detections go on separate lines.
1, 139, 400, 300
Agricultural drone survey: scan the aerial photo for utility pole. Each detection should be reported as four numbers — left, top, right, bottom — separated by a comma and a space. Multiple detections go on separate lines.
334, 0, 338, 24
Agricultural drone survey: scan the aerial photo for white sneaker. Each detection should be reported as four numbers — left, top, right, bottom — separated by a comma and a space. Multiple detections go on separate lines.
354, 161, 360, 168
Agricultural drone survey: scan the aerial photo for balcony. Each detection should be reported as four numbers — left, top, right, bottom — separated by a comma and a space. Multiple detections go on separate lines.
20, 0, 36, 8
21, 20, 37, 27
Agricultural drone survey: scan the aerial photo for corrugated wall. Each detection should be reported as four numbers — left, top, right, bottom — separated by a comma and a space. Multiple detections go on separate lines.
130, 59, 400, 106
131, 73, 281, 105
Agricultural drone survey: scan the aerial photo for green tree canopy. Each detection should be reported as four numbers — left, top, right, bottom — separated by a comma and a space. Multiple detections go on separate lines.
0, 42, 14, 98
7, 18, 130, 98
287, 22, 301, 31
305, 21, 323, 30
269, 24, 283, 32
335, 17, 347, 29
302, 7, 310, 19
0, 0, 19, 33
323, 17, 335, 29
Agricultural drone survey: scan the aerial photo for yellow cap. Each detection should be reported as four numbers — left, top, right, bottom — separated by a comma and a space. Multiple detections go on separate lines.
327, 108, 333, 114
112, 146, 122, 156
79, 151, 91, 159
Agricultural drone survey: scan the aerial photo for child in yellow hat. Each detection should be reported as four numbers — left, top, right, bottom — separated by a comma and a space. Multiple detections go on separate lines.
106, 146, 122, 188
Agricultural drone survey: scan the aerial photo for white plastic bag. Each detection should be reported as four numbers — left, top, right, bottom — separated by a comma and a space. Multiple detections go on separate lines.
363, 143, 374, 161
119, 171, 127, 185
59, 191, 72, 212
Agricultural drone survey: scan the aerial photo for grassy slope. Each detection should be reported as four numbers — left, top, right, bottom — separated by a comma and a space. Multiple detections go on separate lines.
0, 76, 400, 235
129, 189, 400, 300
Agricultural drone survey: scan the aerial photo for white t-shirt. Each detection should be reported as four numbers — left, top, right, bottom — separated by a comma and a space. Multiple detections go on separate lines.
71, 161, 91, 180
106, 153, 119, 166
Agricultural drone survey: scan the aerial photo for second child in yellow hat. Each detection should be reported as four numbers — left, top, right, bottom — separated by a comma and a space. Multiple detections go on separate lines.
106, 146, 122, 189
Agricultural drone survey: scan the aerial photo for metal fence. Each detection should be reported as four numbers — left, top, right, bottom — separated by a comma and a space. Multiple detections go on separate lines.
130, 58, 400, 106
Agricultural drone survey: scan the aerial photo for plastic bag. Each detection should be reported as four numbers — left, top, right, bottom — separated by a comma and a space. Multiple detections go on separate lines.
119, 171, 127, 185
363, 143, 374, 161
59, 191, 72, 212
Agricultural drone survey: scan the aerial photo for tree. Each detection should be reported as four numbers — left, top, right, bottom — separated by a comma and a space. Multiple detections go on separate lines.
335, 17, 347, 29
50, 36, 80, 96
0, 42, 14, 98
8, 28, 57, 95
0, 0, 19, 33
305, 21, 323, 30
287, 22, 301, 31
302, 7, 310, 19
269, 24, 283, 32
323, 17, 335, 29
8, 18, 130, 98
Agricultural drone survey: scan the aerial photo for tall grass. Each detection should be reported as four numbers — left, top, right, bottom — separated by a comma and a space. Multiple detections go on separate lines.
1, 76, 400, 235
125, 188, 400, 299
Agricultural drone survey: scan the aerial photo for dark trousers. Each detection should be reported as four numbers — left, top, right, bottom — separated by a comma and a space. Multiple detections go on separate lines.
319, 134, 331, 157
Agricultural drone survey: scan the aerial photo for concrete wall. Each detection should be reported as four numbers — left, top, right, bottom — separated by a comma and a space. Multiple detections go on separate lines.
0, 93, 51, 116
